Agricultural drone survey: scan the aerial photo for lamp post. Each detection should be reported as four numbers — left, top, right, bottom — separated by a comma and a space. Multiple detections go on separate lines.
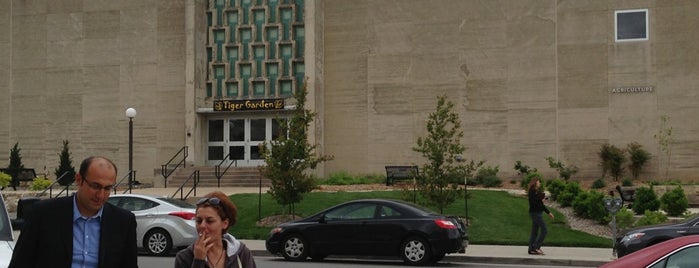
125, 107, 137, 194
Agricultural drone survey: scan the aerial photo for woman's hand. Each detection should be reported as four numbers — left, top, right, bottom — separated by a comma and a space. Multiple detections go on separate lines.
548, 212, 554, 219
193, 232, 213, 260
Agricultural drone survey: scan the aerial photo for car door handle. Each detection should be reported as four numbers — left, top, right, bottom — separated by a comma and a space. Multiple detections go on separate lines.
145, 214, 156, 217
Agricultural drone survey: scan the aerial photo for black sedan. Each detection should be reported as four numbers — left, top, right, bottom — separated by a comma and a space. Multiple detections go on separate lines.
616, 213, 699, 257
265, 199, 468, 265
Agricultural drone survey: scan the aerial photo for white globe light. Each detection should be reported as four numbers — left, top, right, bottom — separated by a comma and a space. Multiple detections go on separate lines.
125, 107, 137, 118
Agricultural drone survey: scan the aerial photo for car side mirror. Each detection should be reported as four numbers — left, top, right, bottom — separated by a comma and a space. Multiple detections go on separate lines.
318, 214, 327, 224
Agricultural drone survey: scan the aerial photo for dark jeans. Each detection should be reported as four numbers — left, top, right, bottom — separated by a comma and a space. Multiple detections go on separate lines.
528, 211, 547, 251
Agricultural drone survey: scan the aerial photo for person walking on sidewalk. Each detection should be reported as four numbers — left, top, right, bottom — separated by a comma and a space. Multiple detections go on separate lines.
174, 191, 256, 268
528, 177, 554, 255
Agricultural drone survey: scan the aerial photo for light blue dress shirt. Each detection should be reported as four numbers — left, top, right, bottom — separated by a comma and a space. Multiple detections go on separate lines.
72, 196, 103, 268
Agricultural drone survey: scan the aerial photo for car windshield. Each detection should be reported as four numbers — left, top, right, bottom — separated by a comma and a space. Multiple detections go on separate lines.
157, 197, 195, 209
0, 195, 12, 241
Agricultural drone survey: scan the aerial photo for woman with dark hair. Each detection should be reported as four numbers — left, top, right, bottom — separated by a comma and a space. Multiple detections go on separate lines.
175, 191, 256, 268
528, 177, 554, 255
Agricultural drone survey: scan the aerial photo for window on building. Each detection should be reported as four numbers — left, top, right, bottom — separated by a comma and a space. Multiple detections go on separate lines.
615, 9, 648, 42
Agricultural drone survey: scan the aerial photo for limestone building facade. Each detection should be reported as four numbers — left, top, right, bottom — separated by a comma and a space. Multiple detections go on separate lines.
1, 0, 698, 185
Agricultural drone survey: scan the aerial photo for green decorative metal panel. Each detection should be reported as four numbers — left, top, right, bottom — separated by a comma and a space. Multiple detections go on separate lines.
227, 82, 238, 97
208, 0, 304, 99
253, 81, 265, 96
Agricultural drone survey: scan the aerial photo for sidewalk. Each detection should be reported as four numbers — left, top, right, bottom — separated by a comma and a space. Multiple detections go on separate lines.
137, 186, 615, 266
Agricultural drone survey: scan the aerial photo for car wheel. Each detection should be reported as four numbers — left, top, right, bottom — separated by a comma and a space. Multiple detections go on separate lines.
281, 234, 309, 261
401, 236, 431, 265
144, 228, 173, 256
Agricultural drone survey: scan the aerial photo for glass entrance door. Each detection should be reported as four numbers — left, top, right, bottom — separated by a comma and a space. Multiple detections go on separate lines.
207, 117, 280, 167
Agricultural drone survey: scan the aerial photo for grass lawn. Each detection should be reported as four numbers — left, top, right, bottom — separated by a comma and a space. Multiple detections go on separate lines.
227, 189, 612, 248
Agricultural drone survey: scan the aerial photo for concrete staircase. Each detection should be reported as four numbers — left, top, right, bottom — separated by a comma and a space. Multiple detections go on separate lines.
166, 166, 271, 188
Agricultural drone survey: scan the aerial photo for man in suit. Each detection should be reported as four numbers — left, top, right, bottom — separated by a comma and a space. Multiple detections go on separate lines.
9, 156, 138, 268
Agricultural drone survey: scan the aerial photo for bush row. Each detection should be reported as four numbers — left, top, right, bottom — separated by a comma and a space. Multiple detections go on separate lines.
544, 177, 690, 226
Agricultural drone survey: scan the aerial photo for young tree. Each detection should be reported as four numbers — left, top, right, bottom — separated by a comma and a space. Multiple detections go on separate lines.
413, 95, 480, 214
55, 140, 77, 186
653, 115, 673, 178
259, 83, 333, 216
6, 142, 25, 190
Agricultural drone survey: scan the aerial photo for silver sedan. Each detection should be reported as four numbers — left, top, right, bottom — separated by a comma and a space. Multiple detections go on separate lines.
108, 194, 197, 256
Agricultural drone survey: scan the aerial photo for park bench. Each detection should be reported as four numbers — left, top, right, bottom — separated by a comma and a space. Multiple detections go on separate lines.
385, 165, 418, 186
616, 185, 637, 207
0, 168, 37, 188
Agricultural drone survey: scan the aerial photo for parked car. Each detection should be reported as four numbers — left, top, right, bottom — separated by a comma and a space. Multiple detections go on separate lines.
0, 194, 15, 268
615, 213, 699, 257
265, 199, 468, 265
107, 194, 197, 256
601, 235, 699, 268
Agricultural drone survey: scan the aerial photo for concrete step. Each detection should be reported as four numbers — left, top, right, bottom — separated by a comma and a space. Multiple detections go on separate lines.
166, 166, 271, 188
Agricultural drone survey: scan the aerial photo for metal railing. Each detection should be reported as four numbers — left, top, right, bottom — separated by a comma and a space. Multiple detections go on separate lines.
38, 171, 73, 198
113, 171, 136, 194
171, 170, 199, 201
161, 146, 188, 188
215, 153, 237, 188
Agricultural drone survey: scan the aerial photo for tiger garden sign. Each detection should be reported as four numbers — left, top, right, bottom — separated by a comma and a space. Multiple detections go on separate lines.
213, 99, 285, 112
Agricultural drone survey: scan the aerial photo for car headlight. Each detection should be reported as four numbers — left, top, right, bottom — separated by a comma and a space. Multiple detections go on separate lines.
269, 227, 283, 235
620, 232, 645, 244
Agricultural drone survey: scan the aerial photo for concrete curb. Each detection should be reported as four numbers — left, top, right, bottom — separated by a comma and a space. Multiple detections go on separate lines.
248, 249, 610, 267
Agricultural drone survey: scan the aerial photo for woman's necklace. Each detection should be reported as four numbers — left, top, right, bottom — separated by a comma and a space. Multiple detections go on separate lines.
207, 248, 224, 268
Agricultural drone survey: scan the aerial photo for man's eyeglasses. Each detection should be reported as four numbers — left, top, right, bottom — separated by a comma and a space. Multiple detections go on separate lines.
82, 177, 115, 192
196, 197, 221, 206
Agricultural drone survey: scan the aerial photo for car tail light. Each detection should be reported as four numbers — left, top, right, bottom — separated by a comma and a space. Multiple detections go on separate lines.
434, 219, 457, 229
170, 211, 196, 220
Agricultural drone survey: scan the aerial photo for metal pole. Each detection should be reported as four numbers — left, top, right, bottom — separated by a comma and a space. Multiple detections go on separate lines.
464, 177, 468, 221
128, 117, 133, 194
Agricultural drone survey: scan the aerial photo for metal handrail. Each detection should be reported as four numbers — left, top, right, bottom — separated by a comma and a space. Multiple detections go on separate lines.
161, 146, 188, 188
38, 171, 72, 198
171, 170, 199, 200
113, 171, 136, 194
215, 153, 237, 188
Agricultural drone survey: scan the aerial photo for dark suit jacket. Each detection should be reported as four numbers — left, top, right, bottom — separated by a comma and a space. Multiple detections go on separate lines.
8, 195, 138, 268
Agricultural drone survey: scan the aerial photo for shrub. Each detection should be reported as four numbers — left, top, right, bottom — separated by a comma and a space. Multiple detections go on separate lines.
621, 178, 634, 186
632, 187, 661, 214
55, 140, 77, 186
614, 207, 636, 231
635, 210, 668, 227
513, 160, 537, 177
572, 190, 609, 224
325, 172, 384, 185
545, 156, 578, 181
598, 144, 626, 181
481, 175, 502, 188
558, 181, 582, 207
660, 186, 689, 217
474, 165, 501, 187
627, 142, 651, 180
591, 178, 606, 189
30, 177, 52, 191
546, 179, 566, 201
0, 172, 11, 188
520, 172, 543, 190
6, 142, 25, 188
